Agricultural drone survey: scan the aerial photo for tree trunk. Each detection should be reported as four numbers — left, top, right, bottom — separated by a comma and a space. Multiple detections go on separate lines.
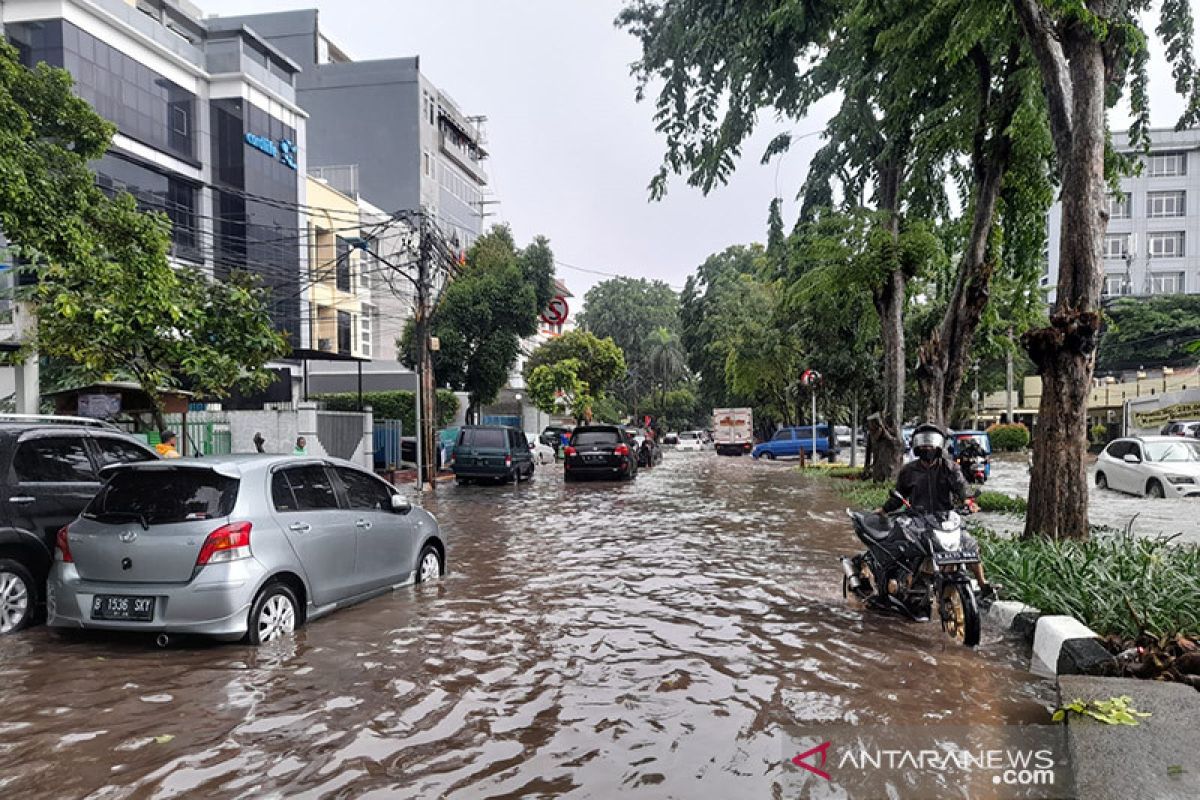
870, 152, 907, 482
1012, 2, 1108, 538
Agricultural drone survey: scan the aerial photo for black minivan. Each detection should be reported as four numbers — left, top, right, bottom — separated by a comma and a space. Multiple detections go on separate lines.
452, 426, 536, 484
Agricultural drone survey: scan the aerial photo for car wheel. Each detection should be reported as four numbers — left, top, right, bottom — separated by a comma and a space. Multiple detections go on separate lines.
764, 452, 776, 461
416, 544, 443, 584
0, 560, 35, 635
1147, 479, 1165, 499
246, 583, 299, 646
1095, 472, 1108, 490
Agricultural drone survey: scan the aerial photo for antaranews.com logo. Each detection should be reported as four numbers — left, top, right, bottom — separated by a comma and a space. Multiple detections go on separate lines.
784, 725, 1074, 799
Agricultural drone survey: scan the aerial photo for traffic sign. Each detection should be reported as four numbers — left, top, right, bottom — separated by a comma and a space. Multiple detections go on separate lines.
541, 296, 570, 326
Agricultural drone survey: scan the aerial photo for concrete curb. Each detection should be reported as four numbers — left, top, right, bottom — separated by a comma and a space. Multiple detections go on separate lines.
984, 600, 1116, 678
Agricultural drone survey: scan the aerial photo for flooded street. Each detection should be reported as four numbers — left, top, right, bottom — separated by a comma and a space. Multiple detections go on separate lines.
1, 453, 1053, 798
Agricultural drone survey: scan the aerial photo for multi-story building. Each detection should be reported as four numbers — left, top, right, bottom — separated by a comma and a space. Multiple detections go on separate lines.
0, 0, 311, 407
1045, 127, 1200, 301
212, 9, 491, 252
305, 175, 369, 359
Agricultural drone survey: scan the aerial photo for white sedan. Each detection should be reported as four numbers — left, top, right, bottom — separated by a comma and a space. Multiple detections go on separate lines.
675, 431, 706, 452
1095, 436, 1200, 498
525, 433, 556, 465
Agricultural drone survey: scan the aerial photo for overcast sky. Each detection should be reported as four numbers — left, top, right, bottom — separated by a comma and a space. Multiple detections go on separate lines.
204, 0, 1192, 299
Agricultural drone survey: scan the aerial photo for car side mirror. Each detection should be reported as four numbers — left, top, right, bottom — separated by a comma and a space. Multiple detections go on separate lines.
391, 494, 413, 514
1123, 453, 1141, 464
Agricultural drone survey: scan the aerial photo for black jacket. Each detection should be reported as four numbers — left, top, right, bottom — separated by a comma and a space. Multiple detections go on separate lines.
883, 455, 970, 513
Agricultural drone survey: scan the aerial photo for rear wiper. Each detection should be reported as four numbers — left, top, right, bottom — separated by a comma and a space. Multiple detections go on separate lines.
86, 510, 150, 530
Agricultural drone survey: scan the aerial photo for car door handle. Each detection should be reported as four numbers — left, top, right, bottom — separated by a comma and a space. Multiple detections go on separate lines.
8, 496, 34, 504
355, 519, 372, 529
288, 522, 312, 533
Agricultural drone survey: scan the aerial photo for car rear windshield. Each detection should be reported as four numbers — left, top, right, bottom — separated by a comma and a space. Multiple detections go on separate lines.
84, 469, 239, 525
573, 429, 620, 445
459, 428, 506, 449
679, 432, 699, 440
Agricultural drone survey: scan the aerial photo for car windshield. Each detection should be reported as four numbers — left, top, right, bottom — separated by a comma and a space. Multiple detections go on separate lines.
84, 469, 239, 525
573, 430, 619, 445
460, 428, 505, 449
680, 432, 699, 440
1144, 440, 1200, 462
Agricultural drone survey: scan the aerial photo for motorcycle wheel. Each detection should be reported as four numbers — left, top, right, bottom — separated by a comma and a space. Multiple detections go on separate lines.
940, 582, 981, 647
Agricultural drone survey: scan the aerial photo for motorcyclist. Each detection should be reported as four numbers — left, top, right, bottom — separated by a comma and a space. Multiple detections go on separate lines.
878, 423, 994, 598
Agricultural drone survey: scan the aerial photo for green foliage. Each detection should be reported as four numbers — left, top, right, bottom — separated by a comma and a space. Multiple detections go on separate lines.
1052, 696, 1151, 726
315, 390, 459, 433
641, 386, 704, 432
528, 359, 593, 422
404, 226, 555, 419
976, 491, 1028, 514
644, 326, 687, 402
1091, 423, 1110, 444
1098, 296, 1200, 373
575, 277, 678, 407
589, 392, 625, 424
522, 330, 626, 396
0, 42, 287, 414
803, 471, 1027, 514
987, 422, 1031, 451
978, 530, 1200, 640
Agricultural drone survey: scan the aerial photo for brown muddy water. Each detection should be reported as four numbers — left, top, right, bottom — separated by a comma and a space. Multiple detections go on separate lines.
0, 453, 1053, 798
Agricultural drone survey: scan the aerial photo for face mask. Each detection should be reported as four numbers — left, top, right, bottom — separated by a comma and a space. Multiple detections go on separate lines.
918, 449, 939, 464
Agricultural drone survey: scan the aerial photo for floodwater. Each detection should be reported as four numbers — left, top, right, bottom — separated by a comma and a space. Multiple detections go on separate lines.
984, 455, 1200, 545
0, 453, 1053, 798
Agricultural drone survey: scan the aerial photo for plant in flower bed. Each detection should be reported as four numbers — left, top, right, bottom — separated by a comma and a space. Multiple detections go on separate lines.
804, 471, 1028, 514
978, 529, 1200, 688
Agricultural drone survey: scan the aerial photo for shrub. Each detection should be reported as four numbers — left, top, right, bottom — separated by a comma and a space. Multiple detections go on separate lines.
975, 491, 1027, 514
987, 422, 1030, 451
977, 529, 1200, 640
315, 390, 460, 433
1090, 423, 1109, 444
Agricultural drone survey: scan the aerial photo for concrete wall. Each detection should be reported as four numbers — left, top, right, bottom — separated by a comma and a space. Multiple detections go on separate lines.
193, 403, 373, 468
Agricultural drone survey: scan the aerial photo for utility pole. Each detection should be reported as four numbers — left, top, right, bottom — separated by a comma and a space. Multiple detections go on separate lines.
416, 215, 437, 491
1005, 327, 1015, 424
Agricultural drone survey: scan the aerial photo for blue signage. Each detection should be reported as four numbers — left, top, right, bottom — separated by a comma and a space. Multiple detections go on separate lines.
244, 132, 298, 170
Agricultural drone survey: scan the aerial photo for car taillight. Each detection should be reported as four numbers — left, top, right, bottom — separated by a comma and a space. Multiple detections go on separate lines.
614, 444, 630, 457
505, 455, 512, 466
564, 446, 577, 457
55, 526, 73, 563
196, 522, 252, 566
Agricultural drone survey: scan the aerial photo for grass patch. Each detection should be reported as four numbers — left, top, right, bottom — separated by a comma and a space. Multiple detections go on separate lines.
977, 529, 1200, 640
803, 469, 1027, 514
976, 491, 1027, 514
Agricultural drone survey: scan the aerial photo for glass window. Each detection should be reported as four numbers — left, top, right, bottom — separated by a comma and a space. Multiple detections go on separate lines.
279, 466, 339, 510
1106, 193, 1131, 219
13, 437, 97, 482
335, 466, 392, 510
1105, 441, 1130, 460
336, 237, 352, 292
1103, 274, 1128, 297
773, 430, 793, 441
1147, 191, 1185, 218
1147, 152, 1186, 177
1145, 440, 1200, 462
1150, 272, 1185, 295
1102, 233, 1129, 259
337, 310, 352, 355
94, 437, 157, 467
271, 471, 297, 511
1148, 231, 1185, 258
570, 429, 620, 446
459, 428, 506, 449
84, 469, 239, 524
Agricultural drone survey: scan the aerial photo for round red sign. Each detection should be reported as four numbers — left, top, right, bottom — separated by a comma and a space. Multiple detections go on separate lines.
541, 296, 570, 326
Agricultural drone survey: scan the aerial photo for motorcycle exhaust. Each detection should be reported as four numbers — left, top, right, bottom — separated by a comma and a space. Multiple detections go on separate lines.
839, 557, 861, 589
156, 634, 170, 648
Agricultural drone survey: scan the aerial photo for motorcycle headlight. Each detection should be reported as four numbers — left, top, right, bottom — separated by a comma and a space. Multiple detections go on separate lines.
935, 528, 962, 551
1166, 475, 1196, 485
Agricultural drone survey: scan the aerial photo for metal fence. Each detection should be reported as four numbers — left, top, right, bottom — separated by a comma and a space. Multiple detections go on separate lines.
316, 410, 365, 461
374, 419, 404, 469
162, 413, 232, 456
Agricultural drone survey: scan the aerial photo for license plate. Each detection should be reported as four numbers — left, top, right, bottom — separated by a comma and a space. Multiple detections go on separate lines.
933, 549, 980, 565
586, 454, 604, 462
91, 595, 155, 622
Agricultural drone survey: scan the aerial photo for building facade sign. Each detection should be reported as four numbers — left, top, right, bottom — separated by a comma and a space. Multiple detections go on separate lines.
244, 132, 299, 170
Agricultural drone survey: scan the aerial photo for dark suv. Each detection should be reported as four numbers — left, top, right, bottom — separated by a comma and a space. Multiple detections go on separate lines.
0, 417, 158, 634
564, 425, 639, 481
452, 425, 535, 484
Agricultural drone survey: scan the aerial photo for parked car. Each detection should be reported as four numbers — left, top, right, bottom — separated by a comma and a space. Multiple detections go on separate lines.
752, 425, 834, 460
525, 432, 556, 465
1160, 420, 1200, 438
564, 425, 639, 481
1095, 436, 1200, 498
46, 455, 445, 644
675, 430, 705, 452
661, 432, 680, 447
835, 425, 854, 449
0, 415, 160, 635
452, 426, 535, 484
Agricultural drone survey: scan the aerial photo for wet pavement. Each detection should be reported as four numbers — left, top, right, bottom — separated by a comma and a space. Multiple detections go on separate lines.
983, 455, 1200, 544
0, 453, 1053, 798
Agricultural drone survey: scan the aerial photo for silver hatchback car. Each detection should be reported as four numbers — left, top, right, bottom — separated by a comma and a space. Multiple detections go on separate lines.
47, 455, 446, 644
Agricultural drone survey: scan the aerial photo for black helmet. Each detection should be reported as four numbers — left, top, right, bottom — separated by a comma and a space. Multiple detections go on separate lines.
910, 423, 945, 463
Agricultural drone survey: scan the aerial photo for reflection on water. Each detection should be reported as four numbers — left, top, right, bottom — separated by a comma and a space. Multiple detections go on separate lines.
0, 453, 1053, 797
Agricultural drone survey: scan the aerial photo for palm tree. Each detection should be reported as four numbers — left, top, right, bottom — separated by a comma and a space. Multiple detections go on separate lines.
644, 327, 687, 410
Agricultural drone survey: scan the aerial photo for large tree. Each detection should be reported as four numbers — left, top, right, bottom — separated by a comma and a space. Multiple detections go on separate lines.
1012, 0, 1200, 538
406, 226, 556, 422
0, 41, 286, 421
522, 329, 627, 399
575, 277, 678, 411
1097, 296, 1200, 373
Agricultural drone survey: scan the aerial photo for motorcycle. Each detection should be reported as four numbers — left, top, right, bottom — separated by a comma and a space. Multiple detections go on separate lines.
957, 452, 988, 484
841, 491, 983, 647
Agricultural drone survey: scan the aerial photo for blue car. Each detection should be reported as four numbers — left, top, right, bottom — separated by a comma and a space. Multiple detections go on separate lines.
752, 425, 834, 460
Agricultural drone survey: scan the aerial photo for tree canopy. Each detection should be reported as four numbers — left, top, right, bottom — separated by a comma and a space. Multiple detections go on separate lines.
522, 329, 626, 398
1098, 296, 1200, 373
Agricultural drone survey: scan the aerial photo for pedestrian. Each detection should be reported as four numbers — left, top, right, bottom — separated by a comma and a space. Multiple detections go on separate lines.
253, 432, 266, 453
155, 430, 181, 459
293, 436, 307, 456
